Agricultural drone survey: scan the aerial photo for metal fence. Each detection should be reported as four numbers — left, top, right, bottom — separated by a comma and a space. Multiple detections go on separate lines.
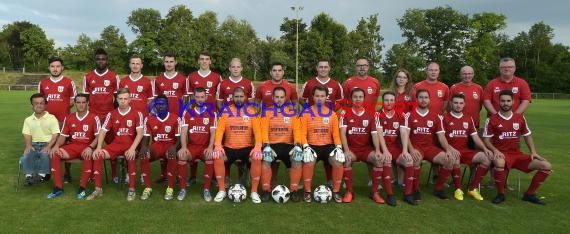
0, 84, 37, 91
532, 93, 570, 99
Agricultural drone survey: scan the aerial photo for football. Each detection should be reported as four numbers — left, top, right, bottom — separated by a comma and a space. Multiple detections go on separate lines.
271, 185, 291, 203
313, 185, 332, 203
228, 184, 247, 203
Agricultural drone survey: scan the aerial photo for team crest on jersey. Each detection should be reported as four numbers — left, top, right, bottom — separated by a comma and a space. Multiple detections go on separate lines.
71, 124, 76, 127
363, 120, 369, 127
367, 87, 373, 94
137, 86, 143, 92
473, 92, 479, 99
58, 86, 64, 92
83, 125, 89, 131
437, 90, 443, 97
165, 126, 171, 133
207, 81, 213, 88
512, 87, 519, 93
427, 120, 433, 127
243, 116, 249, 122
328, 87, 333, 94
323, 118, 330, 124
463, 122, 469, 129
153, 126, 158, 130
173, 82, 179, 89
393, 122, 399, 129
513, 123, 519, 130
494, 87, 500, 93
104, 80, 110, 87
203, 118, 209, 125
127, 120, 132, 127
404, 95, 411, 101
284, 117, 290, 124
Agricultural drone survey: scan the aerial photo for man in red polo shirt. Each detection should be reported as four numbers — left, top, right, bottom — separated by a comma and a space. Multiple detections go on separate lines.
483, 57, 531, 116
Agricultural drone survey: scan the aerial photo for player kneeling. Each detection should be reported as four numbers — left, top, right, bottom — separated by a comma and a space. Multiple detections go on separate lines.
340, 88, 394, 205
259, 87, 304, 202
138, 94, 181, 201
48, 94, 100, 199
299, 85, 344, 203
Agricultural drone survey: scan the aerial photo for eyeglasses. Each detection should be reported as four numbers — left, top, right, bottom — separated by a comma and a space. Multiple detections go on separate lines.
356, 64, 369, 67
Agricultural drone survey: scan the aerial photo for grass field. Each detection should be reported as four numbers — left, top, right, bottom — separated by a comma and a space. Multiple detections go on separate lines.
0, 90, 568, 233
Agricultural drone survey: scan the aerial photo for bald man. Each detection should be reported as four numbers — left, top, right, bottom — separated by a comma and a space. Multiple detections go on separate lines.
449, 66, 484, 128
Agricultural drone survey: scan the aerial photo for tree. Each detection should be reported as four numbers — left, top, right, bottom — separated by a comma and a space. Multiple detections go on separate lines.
93, 25, 128, 73
158, 5, 196, 72
383, 43, 425, 83
60, 33, 94, 70
20, 26, 55, 71
348, 14, 384, 75
216, 16, 259, 79
126, 8, 162, 74
1, 21, 50, 70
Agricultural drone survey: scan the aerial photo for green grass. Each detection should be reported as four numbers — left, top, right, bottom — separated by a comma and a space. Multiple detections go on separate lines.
0, 90, 568, 233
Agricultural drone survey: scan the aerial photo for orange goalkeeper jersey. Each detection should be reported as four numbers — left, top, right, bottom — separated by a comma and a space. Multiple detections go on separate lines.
299, 105, 341, 146
215, 104, 262, 149
260, 107, 301, 144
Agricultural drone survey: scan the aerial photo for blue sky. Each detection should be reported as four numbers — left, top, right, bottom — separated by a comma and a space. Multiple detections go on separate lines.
1, 0, 569, 50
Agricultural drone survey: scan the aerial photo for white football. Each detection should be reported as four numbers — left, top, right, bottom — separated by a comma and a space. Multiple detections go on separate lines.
271, 185, 291, 203
313, 185, 332, 203
228, 184, 247, 203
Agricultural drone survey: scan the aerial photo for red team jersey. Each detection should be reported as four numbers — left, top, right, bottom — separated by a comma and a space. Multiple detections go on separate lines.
483, 76, 532, 115
60, 111, 100, 144
405, 109, 445, 148
301, 78, 344, 107
483, 112, 531, 153
378, 111, 406, 148
143, 113, 180, 143
216, 77, 255, 104
450, 82, 484, 127
187, 70, 222, 105
182, 107, 217, 146
442, 112, 477, 150
395, 91, 414, 113
82, 69, 120, 119
119, 75, 154, 116
38, 76, 77, 122
154, 72, 187, 117
255, 80, 298, 107
101, 107, 144, 145
342, 76, 381, 105
413, 80, 449, 115
340, 109, 377, 151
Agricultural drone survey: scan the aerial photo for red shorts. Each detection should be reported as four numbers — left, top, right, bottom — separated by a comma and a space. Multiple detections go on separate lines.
60, 143, 88, 160
417, 145, 444, 162
387, 146, 403, 163
504, 152, 533, 173
458, 149, 479, 165
188, 145, 207, 162
104, 142, 131, 159
350, 147, 374, 162
151, 142, 176, 159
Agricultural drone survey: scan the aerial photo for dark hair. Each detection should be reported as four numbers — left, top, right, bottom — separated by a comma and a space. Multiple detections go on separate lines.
270, 61, 284, 70
499, 89, 514, 99
198, 51, 211, 59
382, 91, 396, 100
117, 88, 130, 95
74, 93, 90, 102
194, 87, 206, 94
317, 58, 330, 64
312, 84, 329, 96
350, 87, 365, 99
48, 56, 64, 66
451, 93, 465, 101
272, 86, 287, 96
30, 93, 47, 105
155, 93, 168, 101
95, 48, 107, 57
416, 89, 429, 98
163, 52, 176, 60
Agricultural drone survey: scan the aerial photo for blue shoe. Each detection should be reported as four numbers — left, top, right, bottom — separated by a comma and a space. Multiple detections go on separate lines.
47, 189, 64, 199
76, 190, 87, 200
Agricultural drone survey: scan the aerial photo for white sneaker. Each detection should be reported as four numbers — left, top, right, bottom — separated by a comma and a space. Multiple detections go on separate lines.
124, 173, 130, 184
251, 192, 261, 204
214, 191, 226, 202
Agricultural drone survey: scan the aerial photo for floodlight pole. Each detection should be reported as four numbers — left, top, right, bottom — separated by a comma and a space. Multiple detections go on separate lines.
291, 6, 303, 91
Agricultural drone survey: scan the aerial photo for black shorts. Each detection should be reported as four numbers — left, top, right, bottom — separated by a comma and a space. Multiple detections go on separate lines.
224, 146, 253, 166
310, 144, 335, 165
270, 143, 293, 168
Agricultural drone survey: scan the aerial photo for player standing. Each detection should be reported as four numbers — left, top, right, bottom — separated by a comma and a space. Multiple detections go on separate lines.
483, 58, 532, 116
342, 57, 381, 107
449, 66, 484, 128
119, 54, 154, 116
413, 62, 449, 115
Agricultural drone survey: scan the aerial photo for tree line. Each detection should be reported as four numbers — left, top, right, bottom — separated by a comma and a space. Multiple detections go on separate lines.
1, 5, 569, 92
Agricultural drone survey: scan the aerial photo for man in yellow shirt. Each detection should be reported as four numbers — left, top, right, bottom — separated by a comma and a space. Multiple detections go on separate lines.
22, 93, 60, 186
